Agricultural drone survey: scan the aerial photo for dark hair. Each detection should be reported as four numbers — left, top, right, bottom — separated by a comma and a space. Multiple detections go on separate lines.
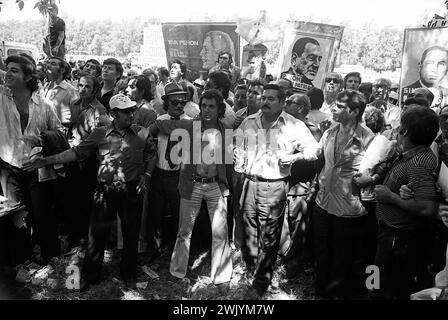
171, 59, 187, 78
235, 84, 248, 91
403, 96, 429, 108
265, 74, 274, 82
142, 68, 158, 83
78, 73, 101, 96
363, 106, 385, 134
199, 89, 226, 120
47, 56, 71, 80
408, 88, 434, 106
218, 51, 233, 64
85, 59, 102, 77
179, 80, 195, 102
207, 71, 231, 99
306, 87, 324, 110
103, 58, 124, 81
401, 106, 439, 146
157, 66, 169, 79
336, 90, 367, 121
5, 55, 39, 92
344, 72, 362, 88
358, 82, 373, 102
129, 75, 153, 102
249, 79, 264, 88
263, 83, 286, 102
292, 37, 320, 57
420, 46, 448, 64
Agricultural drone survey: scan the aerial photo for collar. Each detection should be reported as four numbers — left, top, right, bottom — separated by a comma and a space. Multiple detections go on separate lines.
253, 110, 288, 125
5, 87, 41, 105
105, 121, 139, 137
328, 122, 365, 142
402, 145, 429, 161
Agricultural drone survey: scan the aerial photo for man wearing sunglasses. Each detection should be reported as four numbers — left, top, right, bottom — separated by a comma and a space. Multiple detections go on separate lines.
145, 83, 191, 263
149, 89, 233, 288
320, 72, 343, 115
23, 93, 158, 291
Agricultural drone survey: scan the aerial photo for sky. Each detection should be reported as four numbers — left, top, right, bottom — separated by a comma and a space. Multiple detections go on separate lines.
0, 0, 446, 29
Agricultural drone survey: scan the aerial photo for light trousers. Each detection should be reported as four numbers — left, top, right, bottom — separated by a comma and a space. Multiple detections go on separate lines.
170, 182, 232, 284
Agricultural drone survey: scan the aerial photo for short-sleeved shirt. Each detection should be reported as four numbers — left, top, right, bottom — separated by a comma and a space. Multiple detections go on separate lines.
316, 123, 375, 217
49, 16, 65, 47
376, 146, 439, 230
72, 122, 156, 183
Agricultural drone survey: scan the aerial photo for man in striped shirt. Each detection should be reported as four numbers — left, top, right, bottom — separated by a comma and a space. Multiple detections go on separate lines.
373, 106, 440, 299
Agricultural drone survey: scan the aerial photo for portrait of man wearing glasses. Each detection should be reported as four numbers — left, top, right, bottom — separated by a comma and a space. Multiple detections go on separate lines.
281, 37, 323, 93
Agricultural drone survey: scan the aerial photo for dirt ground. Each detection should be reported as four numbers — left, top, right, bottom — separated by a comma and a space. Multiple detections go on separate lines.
7, 243, 319, 301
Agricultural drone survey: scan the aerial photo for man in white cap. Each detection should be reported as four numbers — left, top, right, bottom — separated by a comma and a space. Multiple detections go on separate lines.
23, 93, 158, 291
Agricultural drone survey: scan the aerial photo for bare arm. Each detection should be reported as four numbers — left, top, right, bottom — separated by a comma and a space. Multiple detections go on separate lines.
22, 149, 78, 172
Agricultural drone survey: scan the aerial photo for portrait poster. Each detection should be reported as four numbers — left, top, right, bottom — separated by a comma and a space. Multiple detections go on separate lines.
161, 23, 240, 82
277, 21, 344, 93
399, 27, 448, 106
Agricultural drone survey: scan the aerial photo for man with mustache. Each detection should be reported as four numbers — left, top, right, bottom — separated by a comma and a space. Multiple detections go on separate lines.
281, 37, 323, 93
235, 84, 320, 298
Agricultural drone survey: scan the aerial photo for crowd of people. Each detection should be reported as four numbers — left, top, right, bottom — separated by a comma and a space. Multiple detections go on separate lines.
0, 42, 447, 300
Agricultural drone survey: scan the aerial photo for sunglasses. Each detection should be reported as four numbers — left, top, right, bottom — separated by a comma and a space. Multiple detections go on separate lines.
325, 78, 341, 84
168, 99, 187, 106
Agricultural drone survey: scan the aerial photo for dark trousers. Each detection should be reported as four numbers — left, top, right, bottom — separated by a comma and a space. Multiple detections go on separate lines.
146, 168, 180, 255
312, 204, 369, 297
65, 157, 99, 242
81, 181, 142, 282
0, 160, 59, 265
373, 223, 424, 300
240, 178, 287, 292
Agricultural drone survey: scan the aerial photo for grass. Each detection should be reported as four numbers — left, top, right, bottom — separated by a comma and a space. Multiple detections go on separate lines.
18, 244, 319, 300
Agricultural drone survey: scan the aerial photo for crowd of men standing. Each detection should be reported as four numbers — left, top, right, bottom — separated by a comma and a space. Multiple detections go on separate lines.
0, 42, 447, 300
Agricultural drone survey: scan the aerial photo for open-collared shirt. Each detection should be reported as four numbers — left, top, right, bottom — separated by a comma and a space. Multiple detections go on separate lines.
234, 110, 320, 179
43, 80, 79, 126
0, 85, 62, 168
72, 121, 156, 183
69, 97, 110, 146
316, 122, 375, 217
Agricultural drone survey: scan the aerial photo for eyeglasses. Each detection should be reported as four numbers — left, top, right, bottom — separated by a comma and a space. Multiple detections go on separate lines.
325, 78, 341, 84
169, 99, 187, 106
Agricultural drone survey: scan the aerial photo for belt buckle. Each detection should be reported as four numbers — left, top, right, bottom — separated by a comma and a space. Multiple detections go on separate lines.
113, 181, 123, 189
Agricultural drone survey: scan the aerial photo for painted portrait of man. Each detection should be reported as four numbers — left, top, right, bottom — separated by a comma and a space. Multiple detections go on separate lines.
281, 37, 323, 93
200, 30, 235, 71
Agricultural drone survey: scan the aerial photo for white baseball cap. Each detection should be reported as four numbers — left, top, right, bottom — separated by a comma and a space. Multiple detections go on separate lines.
109, 93, 137, 110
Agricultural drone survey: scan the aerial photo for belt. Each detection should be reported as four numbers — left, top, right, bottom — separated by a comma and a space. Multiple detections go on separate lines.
245, 174, 288, 183
192, 175, 218, 183
98, 180, 136, 192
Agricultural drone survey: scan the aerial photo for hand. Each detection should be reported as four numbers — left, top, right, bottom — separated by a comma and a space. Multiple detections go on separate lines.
353, 172, 373, 188
319, 120, 332, 132
21, 135, 40, 146
136, 174, 150, 195
399, 184, 414, 200
22, 157, 47, 172
439, 203, 448, 228
278, 154, 297, 168
374, 185, 395, 204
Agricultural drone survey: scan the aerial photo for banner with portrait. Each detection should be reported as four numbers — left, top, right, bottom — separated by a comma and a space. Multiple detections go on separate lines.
277, 21, 344, 93
399, 27, 448, 107
161, 23, 240, 82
